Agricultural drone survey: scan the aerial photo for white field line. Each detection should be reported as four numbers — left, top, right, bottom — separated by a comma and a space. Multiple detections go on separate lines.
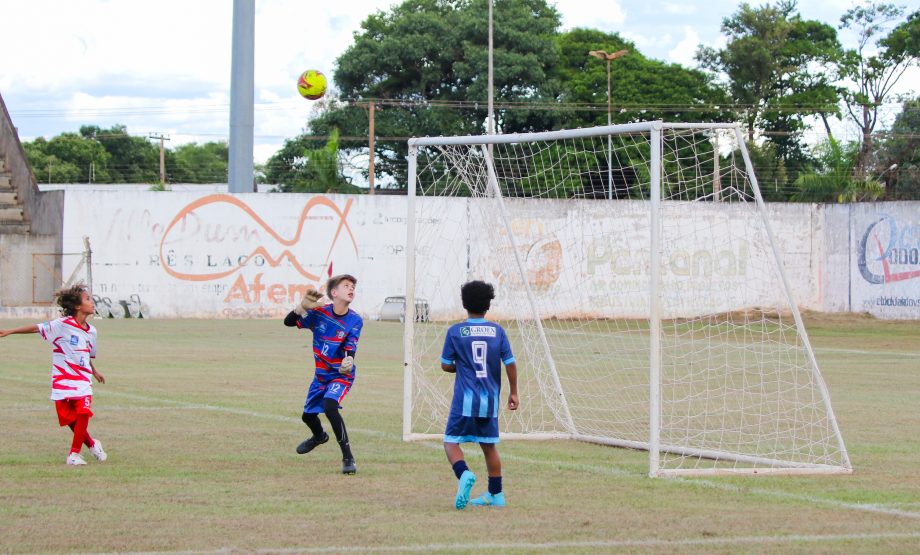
112, 531, 920, 554
3, 375, 918, 521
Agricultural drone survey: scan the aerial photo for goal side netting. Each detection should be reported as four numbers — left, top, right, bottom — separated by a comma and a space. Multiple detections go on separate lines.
403, 122, 851, 477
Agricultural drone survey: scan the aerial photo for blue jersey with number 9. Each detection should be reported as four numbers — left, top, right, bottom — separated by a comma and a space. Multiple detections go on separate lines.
440, 318, 515, 421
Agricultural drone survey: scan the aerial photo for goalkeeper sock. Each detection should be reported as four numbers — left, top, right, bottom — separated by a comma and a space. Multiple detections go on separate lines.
301, 412, 325, 438
488, 476, 502, 495
452, 460, 469, 480
322, 398, 352, 459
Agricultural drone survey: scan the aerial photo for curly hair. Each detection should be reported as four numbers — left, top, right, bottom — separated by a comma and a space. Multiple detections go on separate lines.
55, 284, 88, 317
461, 280, 494, 315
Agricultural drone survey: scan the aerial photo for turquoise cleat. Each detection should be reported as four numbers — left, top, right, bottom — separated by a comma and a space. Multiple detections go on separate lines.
455, 470, 476, 510
470, 491, 506, 507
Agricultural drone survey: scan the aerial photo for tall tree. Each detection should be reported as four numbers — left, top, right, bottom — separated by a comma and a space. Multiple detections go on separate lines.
875, 96, 920, 199
696, 0, 841, 163
168, 141, 229, 183
264, 129, 360, 193
309, 0, 562, 187
79, 125, 159, 183
24, 132, 112, 183
22, 138, 83, 183
837, 3, 919, 175
554, 28, 732, 127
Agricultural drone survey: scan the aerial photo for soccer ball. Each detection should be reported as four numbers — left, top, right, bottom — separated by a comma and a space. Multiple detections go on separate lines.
297, 70, 327, 100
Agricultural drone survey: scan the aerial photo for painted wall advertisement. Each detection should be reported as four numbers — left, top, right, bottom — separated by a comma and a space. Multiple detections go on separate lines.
61, 192, 410, 318
852, 204, 920, 319
61, 191, 919, 320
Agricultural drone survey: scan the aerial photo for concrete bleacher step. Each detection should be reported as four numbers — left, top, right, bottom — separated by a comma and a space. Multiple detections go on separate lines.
0, 174, 12, 191
0, 206, 24, 222
0, 191, 17, 204
0, 222, 30, 234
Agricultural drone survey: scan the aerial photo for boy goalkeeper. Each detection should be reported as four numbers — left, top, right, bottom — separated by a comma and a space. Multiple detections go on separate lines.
441, 280, 518, 509
284, 274, 363, 474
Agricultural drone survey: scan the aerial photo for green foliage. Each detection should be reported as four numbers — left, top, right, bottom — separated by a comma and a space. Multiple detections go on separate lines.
168, 141, 229, 183
697, 0, 842, 165
311, 0, 563, 187
266, 129, 360, 193
874, 96, 920, 199
23, 138, 83, 183
555, 28, 732, 127
23, 132, 112, 183
742, 141, 790, 201
792, 138, 883, 202
837, 2, 918, 175
79, 125, 159, 183
22, 125, 228, 184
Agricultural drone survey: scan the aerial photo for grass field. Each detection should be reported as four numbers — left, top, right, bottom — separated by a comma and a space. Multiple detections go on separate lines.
1, 314, 919, 554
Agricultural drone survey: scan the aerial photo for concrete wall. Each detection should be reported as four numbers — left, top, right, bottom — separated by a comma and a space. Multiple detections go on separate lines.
0, 233, 57, 305
53, 190, 920, 320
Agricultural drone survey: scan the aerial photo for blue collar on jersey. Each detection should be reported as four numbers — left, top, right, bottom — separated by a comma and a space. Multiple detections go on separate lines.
465, 318, 488, 323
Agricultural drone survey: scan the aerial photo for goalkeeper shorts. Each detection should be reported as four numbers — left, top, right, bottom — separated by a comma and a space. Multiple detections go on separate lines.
303, 377, 351, 414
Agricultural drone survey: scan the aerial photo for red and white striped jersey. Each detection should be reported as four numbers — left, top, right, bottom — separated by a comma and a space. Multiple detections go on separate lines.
37, 317, 97, 401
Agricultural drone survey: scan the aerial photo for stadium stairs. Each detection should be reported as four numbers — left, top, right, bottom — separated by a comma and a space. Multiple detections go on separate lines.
0, 91, 64, 314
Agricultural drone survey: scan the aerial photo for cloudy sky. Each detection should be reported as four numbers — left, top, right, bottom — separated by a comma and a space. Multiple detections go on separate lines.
1, 0, 916, 163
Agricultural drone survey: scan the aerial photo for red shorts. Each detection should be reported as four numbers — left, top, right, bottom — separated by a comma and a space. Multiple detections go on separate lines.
55, 396, 93, 426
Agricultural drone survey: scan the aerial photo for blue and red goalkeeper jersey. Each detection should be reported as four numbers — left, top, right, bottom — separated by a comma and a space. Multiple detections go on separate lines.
296, 304, 363, 383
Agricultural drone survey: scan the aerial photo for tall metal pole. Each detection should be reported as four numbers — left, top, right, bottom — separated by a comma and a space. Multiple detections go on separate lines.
648, 122, 662, 476
606, 59, 612, 200
487, 0, 494, 136
229, 0, 255, 193
159, 135, 166, 185
368, 101, 375, 194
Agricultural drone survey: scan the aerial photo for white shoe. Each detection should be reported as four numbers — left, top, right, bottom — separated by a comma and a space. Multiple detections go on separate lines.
89, 440, 107, 461
66, 453, 87, 466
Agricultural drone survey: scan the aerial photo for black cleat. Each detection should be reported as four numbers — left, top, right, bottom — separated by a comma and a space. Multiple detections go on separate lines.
296, 432, 329, 454
342, 458, 357, 475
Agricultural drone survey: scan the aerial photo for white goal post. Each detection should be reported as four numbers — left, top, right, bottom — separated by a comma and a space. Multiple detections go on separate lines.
403, 121, 851, 477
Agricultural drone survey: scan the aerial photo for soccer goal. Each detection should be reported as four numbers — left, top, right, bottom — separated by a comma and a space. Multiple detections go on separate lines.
402, 121, 851, 477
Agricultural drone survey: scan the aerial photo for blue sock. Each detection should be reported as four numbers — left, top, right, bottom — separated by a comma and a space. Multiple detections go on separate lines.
452, 460, 469, 480
488, 476, 502, 495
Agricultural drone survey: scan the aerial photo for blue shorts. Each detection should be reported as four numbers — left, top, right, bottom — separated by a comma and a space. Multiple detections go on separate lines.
303, 377, 352, 414
444, 414, 500, 444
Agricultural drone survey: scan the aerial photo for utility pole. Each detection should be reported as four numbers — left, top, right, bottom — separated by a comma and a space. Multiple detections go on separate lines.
148, 133, 171, 186
367, 101, 375, 195
588, 49, 628, 200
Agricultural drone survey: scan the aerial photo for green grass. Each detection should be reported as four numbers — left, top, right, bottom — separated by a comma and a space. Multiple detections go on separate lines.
1, 315, 919, 554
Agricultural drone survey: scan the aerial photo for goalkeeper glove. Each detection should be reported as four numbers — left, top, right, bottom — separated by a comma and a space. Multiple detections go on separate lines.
293, 290, 325, 316
339, 355, 355, 375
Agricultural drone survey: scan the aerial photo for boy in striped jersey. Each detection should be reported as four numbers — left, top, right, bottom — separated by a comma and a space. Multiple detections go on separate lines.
284, 274, 363, 475
441, 281, 518, 509
0, 284, 107, 465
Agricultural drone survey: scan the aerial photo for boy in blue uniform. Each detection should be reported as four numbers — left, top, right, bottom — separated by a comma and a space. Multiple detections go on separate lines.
284, 274, 363, 474
440, 280, 519, 509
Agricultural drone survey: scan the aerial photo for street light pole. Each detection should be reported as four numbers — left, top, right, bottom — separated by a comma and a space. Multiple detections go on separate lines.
589, 49, 628, 200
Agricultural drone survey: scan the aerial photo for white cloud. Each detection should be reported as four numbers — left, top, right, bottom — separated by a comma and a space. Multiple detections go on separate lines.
663, 3, 696, 15
667, 26, 701, 67
2, 0, 912, 166
558, 0, 627, 30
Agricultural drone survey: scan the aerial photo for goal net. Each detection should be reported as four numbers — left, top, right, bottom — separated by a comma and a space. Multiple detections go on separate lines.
403, 122, 851, 476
